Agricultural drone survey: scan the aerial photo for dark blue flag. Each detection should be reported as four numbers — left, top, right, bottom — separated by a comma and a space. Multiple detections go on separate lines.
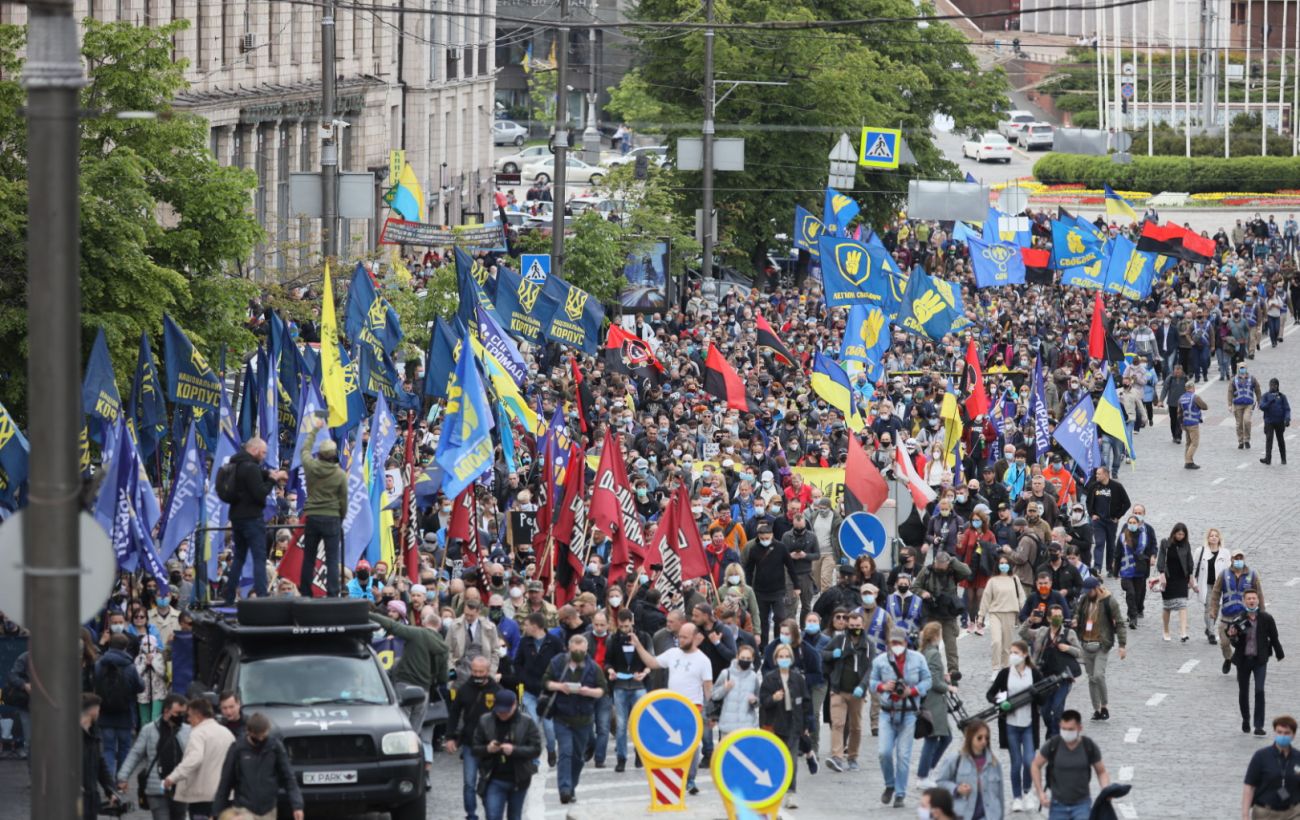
423, 316, 458, 400
129, 332, 166, 460
344, 262, 404, 358
0, 399, 29, 510
238, 360, 258, 443
82, 328, 123, 449
541, 273, 604, 356
493, 261, 550, 345
163, 315, 221, 413
159, 421, 203, 563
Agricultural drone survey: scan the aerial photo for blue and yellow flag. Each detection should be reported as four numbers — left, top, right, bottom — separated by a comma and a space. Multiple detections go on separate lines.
793, 205, 824, 256
423, 316, 459, 400
159, 421, 203, 563
897, 266, 964, 340
1104, 184, 1138, 223
494, 260, 549, 345
343, 422, 375, 568
541, 273, 604, 356
968, 235, 1027, 288
470, 334, 539, 434
390, 162, 427, 223
1101, 234, 1156, 301
1095, 375, 1135, 457
129, 332, 166, 460
345, 262, 405, 360
335, 342, 367, 433
1053, 219, 1105, 289
840, 303, 891, 382
0, 399, 29, 511
1053, 395, 1102, 476
823, 187, 860, 236
817, 234, 902, 308
435, 330, 495, 500
82, 328, 123, 450
810, 352, 863, 431
164, 315, 222, 416
476, 304, 527, 387
366, 392, 399, 565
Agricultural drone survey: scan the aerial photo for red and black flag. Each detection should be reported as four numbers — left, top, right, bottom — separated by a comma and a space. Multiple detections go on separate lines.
550, 443, 588, 607
1135, 221, 1182, 257
962, 339, 990, 418
570, 355, 593, 442
1021, 247, 1053, 286
755, 312, 795, 367
703, 342, 759, 413
1178, 229, 1216, 264
843, 433, 889, 514
605, 324, 666, 386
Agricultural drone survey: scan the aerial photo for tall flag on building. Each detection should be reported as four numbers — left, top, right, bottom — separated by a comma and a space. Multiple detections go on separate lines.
319, 263, 350, 428
1104, 184, 1138, 223
82, 328, 123, 451
755, 313, 795, 367
590, 428, 645, 587
703, 343, 758, 412
0, 399, 29, 511
1095, 375, 1135, 457
159, 421, 203, 563
163, 315, 221, 415
129, 332, 167, 460
843, 432, 888, 514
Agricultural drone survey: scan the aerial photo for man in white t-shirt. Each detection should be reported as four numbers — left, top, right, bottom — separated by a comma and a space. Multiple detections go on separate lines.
631, 621, 714, 793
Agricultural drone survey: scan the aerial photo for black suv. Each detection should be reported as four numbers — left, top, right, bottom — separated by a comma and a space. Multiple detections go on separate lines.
194, 598, 427, 819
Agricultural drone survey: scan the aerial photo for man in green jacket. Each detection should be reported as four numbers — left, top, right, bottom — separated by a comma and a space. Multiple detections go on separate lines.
301, 417, 349, 596
370, 611, 450, 737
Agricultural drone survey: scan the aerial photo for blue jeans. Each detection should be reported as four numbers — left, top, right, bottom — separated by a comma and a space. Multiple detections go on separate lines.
521, 692, 556, 756
223, 516, 268, 602
483, 778, 527, 820
612, 687, 645, 762
916, 734, 952, 778
1090, 519, 1116, 573
1217, 348, 1233, 379
1006, 723, 1036, 798
1042, 680, 1072, 739
100, 726, 134, 781
461, 747, 481, 820
554, 720, 593, 797
590, 695, 612, 766
1049, 799, 1092, 820
877, 712, 917, 797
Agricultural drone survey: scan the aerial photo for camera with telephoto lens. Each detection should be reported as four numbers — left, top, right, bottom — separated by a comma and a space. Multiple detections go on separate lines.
99, 795, 134, 816
1226, 614, 1252, 635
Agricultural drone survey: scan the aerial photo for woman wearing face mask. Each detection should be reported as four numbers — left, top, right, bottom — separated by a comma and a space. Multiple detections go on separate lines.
934, 719, 1005, 820
1114, 515, 1154, 630
917, 787, 959, 820
759, 643, 814, 809
957, 508, 997, 636
1155, 522, 1197, 642
711, 644, 762, 737
133, 635, 168, 726
914, 623, 954, 789
712, 562, 761, 629
986, 641, 1042, 813
977, 550, 1027, 674
1191, 528, 1227, 644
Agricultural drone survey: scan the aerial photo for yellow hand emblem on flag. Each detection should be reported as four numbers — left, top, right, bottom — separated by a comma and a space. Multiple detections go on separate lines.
1124, 253, 1145, 284
913, 290, 946, 323
843, 249, 862, 277
832, 194, 852, 213
1067, 231, 1085, 254
861, 308, 885, 348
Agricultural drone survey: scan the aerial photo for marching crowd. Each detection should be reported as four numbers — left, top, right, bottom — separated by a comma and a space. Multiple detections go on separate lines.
3, 210, 1299, 820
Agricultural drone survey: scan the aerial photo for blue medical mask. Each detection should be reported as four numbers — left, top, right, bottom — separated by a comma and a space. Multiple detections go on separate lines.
998, 562, 1011, 574
777, 657, 793, 670
971, 519, 983, 529
157, 598, 170, 608
1126, 524, 1140, 533
1233, 559, 1245, 570
1276, 734, 1294, 748
639, 573, 650, 585
779, 634, 792, 645
862, 594, 876, 607
804, 623, 821, 635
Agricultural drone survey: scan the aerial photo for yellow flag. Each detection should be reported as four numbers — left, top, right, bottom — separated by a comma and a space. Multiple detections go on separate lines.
320, 262, 350, 428
389, 246, 412, 286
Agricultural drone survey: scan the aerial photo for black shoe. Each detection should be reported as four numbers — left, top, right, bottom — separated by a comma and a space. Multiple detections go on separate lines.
615, 759, 626, 773
893, 795, 906, 809
1187, 463, 1201, 470
1283, 458, 1288, 465
560, 792, 574, 804
700, 750, 711, 767
1091, 710, 1104, 721
688, 786, 700, 796
1209, 635, 1218, 645
1261, 458, 1272, 465
1100, 707, 1110, 720
881, 787, 895, 804
594, 761, 605, 768
635, 753, 643, 769
1239, 443, 1245, 449
1246, 442, 1252, 449
585, 745, 594, 762
806, 755, 819, 775
548, 751, 557, 767
1128, 620, 1137, 630
1243, 721, 1252, 734
872, 728, 879, 737
1255, 728, 1267, 736
1224, 660, 1233, 674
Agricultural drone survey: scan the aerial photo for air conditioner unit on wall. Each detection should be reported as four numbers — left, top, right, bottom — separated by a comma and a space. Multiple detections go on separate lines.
241, 33, 257, 53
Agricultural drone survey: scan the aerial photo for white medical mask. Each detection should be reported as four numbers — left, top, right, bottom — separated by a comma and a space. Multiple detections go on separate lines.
1009, 652, 1025, 666
890, 645, 906, 657
1059, 728, 1080, 743
608, 596, 622, 608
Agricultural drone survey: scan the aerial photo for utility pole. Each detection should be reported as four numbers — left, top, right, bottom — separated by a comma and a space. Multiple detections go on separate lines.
321, 0, 338, 260
582, 1, 601, 165
24, 0, 83, 814
550, 0, 570, 278
701, 0, 716, 282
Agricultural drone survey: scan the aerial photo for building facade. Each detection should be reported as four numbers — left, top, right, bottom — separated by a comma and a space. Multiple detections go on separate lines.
1, 0, 497, 279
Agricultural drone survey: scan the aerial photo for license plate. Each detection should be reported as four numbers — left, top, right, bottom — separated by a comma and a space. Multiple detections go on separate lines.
303, 770, 358, 785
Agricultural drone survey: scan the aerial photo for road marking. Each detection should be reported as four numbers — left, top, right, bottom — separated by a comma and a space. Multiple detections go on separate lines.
1118, 765, 1135, 782
1286, 577, 1300, 588
1124, 727, 1142, 743
1145, 692, 1167, 707
1237, 462, 1250, 470
1118, 803, 1138, 819
1178, 659, 1200, 674
1212, 476, 1226, 485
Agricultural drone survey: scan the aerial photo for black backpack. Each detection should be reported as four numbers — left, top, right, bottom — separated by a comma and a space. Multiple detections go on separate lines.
96, 661, 133, 709
216, 461, 240, 504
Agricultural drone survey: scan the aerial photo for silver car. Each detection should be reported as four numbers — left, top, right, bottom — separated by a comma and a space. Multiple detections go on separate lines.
1017, 123, 1054, 151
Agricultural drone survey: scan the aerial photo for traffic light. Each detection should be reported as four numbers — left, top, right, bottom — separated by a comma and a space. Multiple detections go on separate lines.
634, 153, 649, 180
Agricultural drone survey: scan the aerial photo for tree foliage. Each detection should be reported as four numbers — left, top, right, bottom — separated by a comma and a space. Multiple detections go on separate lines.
605, 0, 1008, 267
0, 21, 261, 421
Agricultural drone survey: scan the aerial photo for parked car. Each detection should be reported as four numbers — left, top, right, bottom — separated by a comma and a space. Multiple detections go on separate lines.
492, 120, 529, 146
998, 109, 1037, 139
521, 155, 607, 185
1017, 122, 1054, 150
961, 132, 1014, 163
495, 144, 551, 174
603, 145, 668, 168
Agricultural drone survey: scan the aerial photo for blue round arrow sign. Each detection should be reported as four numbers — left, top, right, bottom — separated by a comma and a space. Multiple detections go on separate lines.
838, 512, 887, 559
717, 733, 790, 805
633, 695, 700, 761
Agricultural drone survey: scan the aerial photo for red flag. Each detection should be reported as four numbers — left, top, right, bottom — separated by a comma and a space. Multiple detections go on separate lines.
605, 324, 666, 385
703, 342, 757, 412
531, 433, 559, 590
894, 444, 938, 510
1021, 247, 1053, 285
273, 527, 321, 596
844, 434, 889, 514
962, 339, 990, 419
551, 444, 588, 607
755, 312, 795, 367
644, 483, 710, 580
1088, 292, 1106, 360
448, 487, 478, 568
570, 356, 590, 437
590, 429, 645, 587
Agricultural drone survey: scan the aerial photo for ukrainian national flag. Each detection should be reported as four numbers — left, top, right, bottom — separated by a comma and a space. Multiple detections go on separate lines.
1095, 375, 1134, 457
810, 351, 863, 431
1104, 184, 1138, 223
390, 163, 427, 223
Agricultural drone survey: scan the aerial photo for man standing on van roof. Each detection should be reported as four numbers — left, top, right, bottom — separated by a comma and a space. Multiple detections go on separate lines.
300, 416, 350, 597
222, 437, 287, 604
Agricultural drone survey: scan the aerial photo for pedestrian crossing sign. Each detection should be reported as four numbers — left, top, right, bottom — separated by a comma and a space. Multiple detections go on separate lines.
858, 127, 902, 169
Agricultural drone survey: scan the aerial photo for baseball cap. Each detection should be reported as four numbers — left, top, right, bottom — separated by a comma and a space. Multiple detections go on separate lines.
318, 437, 338, 456
493, 689, 518, 715
889, 628, 908, 644
526, 580, 544, 592
1082, 577, 1103, 590
1232, 549, 1245, 558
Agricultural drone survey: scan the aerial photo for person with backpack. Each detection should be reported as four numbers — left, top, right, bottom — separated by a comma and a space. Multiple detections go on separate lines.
94, 633, 144, 778
212, 712, 304, 820
1018, 604, 1082, 739
300, 416, 349, 597
116, 693, 191, 820
218, 436, 287, 603
1029, 709, 1112, 820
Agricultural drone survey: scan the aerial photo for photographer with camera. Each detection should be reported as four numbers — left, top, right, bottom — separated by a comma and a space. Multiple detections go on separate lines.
1018, 603, 1082, 738
1227, 589, 1285, 736
915, 550, 972, 680
1211, 549, 1267, 674
116, 693, 190, 820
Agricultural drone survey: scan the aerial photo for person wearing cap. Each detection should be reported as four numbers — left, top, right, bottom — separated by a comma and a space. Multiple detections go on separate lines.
346, 559, 381, 600
471, 688, 542, 820
369, 606, 449, 744
1177, 379, 1210, 468
1228, 362, 1263, 450
1018, 602, 1082, 738
1073, 575, 1126, 723
299, 416, 349, 597
742, 521, 796, 646
822, 608, 877, 772
1211, 551, 1267, 674
520, 580, 559, 629
869, 627, 933, 809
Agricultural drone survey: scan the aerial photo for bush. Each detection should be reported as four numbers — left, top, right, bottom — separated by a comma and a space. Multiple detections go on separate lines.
1033, 153, 1300, 193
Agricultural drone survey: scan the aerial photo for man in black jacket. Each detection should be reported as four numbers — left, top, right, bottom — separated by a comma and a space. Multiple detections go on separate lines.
472, 690, 543, 819
604, 610, 651, 772
1228, 589, 1286, 735
222, 437, 287, 603
212, 713, 304, 819
516, 613, 562, 766
446, 655, 503, 820
742, 521, 796, 646
81, 694, 121, 820
782, 511, 819, 623
1083, 467, 1130, 579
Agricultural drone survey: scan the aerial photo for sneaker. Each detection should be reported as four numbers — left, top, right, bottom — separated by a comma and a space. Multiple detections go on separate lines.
881, 787, 894, 804
1255, 728, 1268, 737
806, 755, 819, 775
615, 759, 626, 773
825, 756, 845, 773
635, 753, 643, 769
560, 792, 573, 804
1224, 659, 1233, 675
1011, 797, 1025, 813
594, 761, 605, 768
1239, 442, 1245, 449
1091, 710, 1104, 721
1100, 707, 1110, 720
847, 760, 860, 772
893, 795, 906, 809
916, 776, 936, 789
785, 794, 798, 809
1246, 442, 1252, 449
1024, 793, 1039, 810
548, 751, 557, 768
1261, 458, 1272, 465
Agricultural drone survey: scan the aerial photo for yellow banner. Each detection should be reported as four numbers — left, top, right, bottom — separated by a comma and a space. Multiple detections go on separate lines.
792, 466, 845, 509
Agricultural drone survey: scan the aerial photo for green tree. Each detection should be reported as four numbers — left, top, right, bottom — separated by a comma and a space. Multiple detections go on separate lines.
0, 20, 261, 421
606, 0, 1008, 269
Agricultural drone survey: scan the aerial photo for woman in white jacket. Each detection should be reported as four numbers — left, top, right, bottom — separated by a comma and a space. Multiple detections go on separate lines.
710, 644, 761, 737
1191, 527, 1229, 645
134, 635, 167, 725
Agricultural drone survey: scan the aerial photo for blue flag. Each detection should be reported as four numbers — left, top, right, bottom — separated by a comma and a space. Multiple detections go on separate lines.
423, 317, 458, 400
343, 423, 375, 568
1053, 394, 1102, 476
435, 334, 495, 501
541, 274, 604, 356
455, 247, 500, 331
129, 332, 167, 460
493, 261, 550, 345
1051, 218, 1104, 279
163, 315, 222, 414
896, 266, 965, 340
840, 303, 891, 382
968, 235, 1027, 288
951, 221, 982, 245
964, 172, 977, 184
159, 422, 203, 563
823, 187, 860, 236
1101, 234, 1156, 301
817, 235, 902, 308
94, 418, 168, 589
238, 360, 258, 443
203, 430, 238, 577
0, 399, 29, 510
290, 379, 325, 471
256, 346, 280, 468
268, 310, 302, 409
793, 205, 824, 256
1028, 355, 1052, 457
476, 304, 528, 387
364, 392, 400, 564
82, 328, 123, 449
344, 262, 405, 358
336, 343, 367, 434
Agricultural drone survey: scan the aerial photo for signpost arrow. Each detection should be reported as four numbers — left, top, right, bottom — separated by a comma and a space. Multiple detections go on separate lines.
838, 511, 887, 559
727, 744, 773, 788
644, 703, 684, 746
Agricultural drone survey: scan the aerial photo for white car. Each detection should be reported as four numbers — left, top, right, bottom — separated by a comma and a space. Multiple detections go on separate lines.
521, 155, 607, 185
962, 132, 1014, 163
998, 110, 1037, 139
1017, 122, 1054, 150
603, 145, 668, 168
492, 120, 529, 146
495, 144, 551, 174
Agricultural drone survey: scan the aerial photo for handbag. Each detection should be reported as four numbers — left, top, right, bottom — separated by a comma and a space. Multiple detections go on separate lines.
913, 709, 934, 739
426, 688, 450, 724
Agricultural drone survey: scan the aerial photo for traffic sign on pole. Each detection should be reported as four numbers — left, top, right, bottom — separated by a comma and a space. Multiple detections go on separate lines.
858, 127, 902, 169
711, 728, 793, 819
629, 689, 703, 812
838, 511, 887, 559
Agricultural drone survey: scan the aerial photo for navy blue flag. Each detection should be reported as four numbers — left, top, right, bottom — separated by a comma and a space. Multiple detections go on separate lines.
1028, 355, 1052, 457
0, 398, 29, 510
541, 274, 604, 356
793, 206, 824, 256
238, 360, 258, 443
163, 315, 222, 413
93, 417, 168, 587
493, 260, 550, 345
159, 421, 203, 563
129, 332, 166, 460
1053, 394, 1101, 476
455, 247, 498, 331
256, 346, 280, 467
82, 328, 123, 449
423, 316, 458, 400
344, 262, 405, 358
268, 310, 301, 409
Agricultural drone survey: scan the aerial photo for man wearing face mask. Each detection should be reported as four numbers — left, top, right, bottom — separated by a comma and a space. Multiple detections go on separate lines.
579, 556, 608, 605
821, 609, 876, 772
149, 590, 180, 647
1229, 363, 1264, 449
809, 497, 843, 593
869, 628, 933, 809
1074, 576, 1127, 723
604, 610, 651, 772
783, 511, 819, 623
449, 600, 503, 680
1227, 589, 1284, 736
1242, 715, 1300, 818
916, 550, 972, 679
116, 693, 192, 820
446, 655, 504, 819
742, 522, 796, 646
1018, 604, 1082, 737
212, 712, 304, 820
1211, 549, 1267, 674
886, 574, 924, 648
1030, 710, 1110, 819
